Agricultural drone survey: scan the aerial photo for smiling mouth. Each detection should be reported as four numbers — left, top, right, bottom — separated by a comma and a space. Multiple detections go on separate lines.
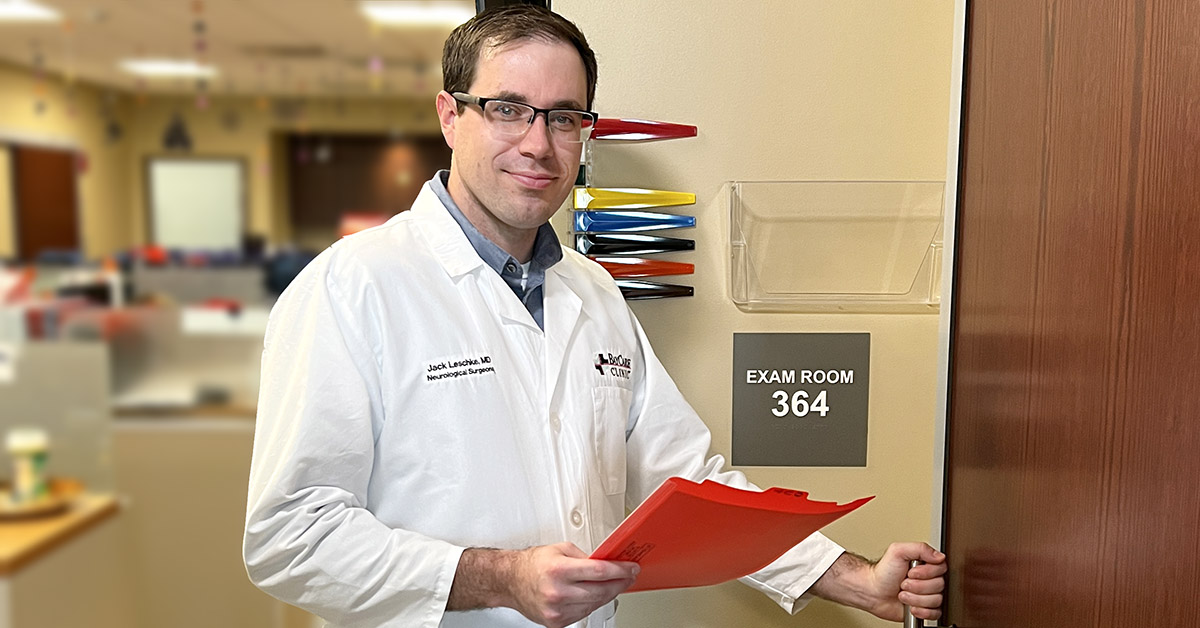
506, 171, 557, 190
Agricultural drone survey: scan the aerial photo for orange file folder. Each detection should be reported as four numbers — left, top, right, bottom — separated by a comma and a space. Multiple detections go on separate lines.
590, 477, 873, 592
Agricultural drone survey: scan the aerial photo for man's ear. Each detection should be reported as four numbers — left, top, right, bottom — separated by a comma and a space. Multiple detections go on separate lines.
435, 91, 458, 150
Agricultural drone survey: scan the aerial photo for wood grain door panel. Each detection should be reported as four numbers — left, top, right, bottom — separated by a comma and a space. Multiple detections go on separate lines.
945, 1, 1200, 626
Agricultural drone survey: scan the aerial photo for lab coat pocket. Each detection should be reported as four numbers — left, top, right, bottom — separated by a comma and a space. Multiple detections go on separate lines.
591, 386, 631, 496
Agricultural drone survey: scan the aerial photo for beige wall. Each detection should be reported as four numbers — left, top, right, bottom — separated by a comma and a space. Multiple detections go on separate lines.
555, 1, 956, 626
0, 62, 132, 259
0, 146, 13, 259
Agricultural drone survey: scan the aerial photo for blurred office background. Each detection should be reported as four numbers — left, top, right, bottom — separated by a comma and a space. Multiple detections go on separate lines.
0, 2, 470, 627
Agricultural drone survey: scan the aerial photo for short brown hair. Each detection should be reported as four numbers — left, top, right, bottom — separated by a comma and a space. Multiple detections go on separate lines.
442, 5, 598, 109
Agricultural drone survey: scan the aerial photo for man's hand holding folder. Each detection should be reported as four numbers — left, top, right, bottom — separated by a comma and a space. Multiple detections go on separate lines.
449, 543, 640, 628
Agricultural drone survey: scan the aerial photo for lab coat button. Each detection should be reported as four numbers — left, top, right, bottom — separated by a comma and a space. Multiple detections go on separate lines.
570, 509, 583, 527
550, 414, 562, 433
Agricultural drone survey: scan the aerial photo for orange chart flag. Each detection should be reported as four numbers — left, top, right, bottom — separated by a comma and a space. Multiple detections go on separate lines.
590, 477, 873, 593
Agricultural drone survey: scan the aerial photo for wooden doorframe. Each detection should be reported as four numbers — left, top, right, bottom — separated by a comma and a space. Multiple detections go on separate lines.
931, 0, 970, 551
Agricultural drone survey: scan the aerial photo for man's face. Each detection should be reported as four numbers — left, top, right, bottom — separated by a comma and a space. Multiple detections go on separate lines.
438, 39, 588, 243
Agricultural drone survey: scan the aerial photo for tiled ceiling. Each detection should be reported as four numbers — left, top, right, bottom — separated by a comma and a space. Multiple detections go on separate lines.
0, 0, 474, 97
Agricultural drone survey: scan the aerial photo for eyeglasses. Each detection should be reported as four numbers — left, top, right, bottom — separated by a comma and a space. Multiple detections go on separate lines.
451, 92, 597, 144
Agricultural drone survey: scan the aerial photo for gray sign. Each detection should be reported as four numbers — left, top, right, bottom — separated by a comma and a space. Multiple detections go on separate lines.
732, 333, 870, 467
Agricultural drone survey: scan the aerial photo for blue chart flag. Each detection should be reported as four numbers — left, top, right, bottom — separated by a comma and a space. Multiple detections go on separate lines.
616, 280, 695, 300
573, 211, 696, 233
575, 233, 696, 256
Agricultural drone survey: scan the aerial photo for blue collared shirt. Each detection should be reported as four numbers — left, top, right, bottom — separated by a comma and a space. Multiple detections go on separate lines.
429, 170, 563, 330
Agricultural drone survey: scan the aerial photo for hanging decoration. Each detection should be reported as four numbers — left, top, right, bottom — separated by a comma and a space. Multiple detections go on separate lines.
293, 72, 312, 164
192, 0, 208, 110
61, 18, 77, 117
220, 107, 241, 132
334, 60, 350, 117
272, 65, 306, 129
162, 112, 193, 152
256, 142, 270, 177
412, 58, 429, 94
368, 55, 384, 94
295, 77, 309, 133
30, 41, 47, 115
130, 44, 146, 106
101, 91, 123, 144
219, 74, 241, 132
254, 61, 270, 112
368, 18, 383, 94
273, 98, 303, 124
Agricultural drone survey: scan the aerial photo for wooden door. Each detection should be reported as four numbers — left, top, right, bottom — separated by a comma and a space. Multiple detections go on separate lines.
286, 134, 451, 246
12, 145, 80, 261
944, 1, 1200, 627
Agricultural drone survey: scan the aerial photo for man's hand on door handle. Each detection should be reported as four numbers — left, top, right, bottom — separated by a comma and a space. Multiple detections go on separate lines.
810, 542, 947, 622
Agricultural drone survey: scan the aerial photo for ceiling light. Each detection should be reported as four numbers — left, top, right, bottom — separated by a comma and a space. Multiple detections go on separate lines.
119, 59, 218, 79
0, 0, 62, 22
359, 1, 474, 27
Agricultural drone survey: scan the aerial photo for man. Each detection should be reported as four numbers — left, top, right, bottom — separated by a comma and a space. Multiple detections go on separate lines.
244, 6, 946, 628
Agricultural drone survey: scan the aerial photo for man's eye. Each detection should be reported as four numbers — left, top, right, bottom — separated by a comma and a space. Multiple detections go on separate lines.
552, 113, 582, 129
495, 104, 521, 117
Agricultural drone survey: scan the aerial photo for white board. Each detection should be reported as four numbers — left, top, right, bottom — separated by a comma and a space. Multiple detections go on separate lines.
148, 159, 243, 250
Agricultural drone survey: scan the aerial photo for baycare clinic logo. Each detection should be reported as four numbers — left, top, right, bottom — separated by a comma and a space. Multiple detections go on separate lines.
594, 352, 632, 379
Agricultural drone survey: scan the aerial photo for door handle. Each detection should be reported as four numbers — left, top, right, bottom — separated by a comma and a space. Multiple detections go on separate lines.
903, 559, 921, 628
902, 559, 957, 627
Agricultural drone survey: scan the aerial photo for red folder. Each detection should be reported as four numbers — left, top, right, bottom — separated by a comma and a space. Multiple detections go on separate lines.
590, 477, 873, 592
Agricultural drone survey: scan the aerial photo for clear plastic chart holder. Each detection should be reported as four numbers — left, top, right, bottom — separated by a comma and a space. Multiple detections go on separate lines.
729, 181, 945, 312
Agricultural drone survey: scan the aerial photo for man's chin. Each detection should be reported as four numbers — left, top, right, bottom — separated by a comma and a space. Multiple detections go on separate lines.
504, 201, 563, 229
510, 189, 569, 215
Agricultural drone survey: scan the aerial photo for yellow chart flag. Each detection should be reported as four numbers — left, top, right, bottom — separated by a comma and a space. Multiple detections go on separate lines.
573, 187, 696, 210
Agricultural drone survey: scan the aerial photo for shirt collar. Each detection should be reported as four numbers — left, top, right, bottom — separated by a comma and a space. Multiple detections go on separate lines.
429, 170, 563, 277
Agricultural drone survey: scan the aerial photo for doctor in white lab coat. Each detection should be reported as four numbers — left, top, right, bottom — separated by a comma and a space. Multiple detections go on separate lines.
243, 6, 946, 628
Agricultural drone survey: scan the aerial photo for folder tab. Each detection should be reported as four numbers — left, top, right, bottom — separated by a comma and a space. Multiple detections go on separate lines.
574, 187, 696, 210
591, 257, 695, 279
616, 280, 694, 300
592, 118, 698, 142
575, 233, 695, 256
573, 211, 696, 233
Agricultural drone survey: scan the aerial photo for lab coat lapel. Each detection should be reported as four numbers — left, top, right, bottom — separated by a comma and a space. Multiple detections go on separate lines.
410, 184, 486, 279
543, 264, 584, 408
412, 184, 542, 332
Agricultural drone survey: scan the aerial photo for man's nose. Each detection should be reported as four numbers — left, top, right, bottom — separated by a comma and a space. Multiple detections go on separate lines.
517, 112, 555, 156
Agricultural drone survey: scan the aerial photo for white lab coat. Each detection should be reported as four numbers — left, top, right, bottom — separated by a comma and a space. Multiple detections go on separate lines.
244, 183, 844, 628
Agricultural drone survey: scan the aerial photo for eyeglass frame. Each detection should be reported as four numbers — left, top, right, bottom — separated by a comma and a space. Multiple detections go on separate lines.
450, 92, 598, 143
